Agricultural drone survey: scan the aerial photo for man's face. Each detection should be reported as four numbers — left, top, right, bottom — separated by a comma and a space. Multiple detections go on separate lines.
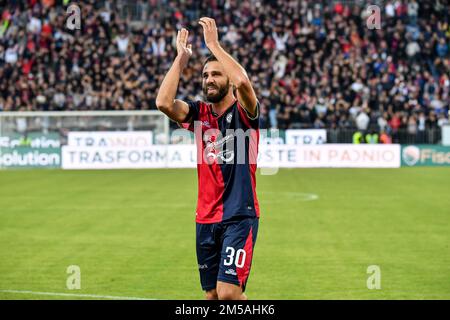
202, 61, 230, 103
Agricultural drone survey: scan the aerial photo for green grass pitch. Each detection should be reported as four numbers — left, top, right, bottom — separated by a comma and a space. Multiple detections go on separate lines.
0, 168, 449, 300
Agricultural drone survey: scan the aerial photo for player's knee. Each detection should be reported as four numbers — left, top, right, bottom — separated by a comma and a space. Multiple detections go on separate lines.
205, 289, 218, 300
217, 287, 240, 300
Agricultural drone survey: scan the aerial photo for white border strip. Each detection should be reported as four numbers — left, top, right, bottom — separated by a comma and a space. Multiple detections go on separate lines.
0, 289, 155, 300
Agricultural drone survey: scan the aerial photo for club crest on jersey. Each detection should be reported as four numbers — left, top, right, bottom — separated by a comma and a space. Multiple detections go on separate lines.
226, 113, 232, 123
202, 121, 211, 128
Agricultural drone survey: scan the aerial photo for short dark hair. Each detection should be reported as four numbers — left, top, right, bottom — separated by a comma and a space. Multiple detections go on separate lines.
202, 54, 218, 68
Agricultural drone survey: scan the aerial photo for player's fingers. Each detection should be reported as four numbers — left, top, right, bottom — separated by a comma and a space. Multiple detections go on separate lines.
207, 18, 216, 30
179, 28, 185, 45
177, 32, 184, 50
210, 18, 217, 30
182, 29, 189, 46
187, 44, 192, 52
199, 18, 210, 30
180, 28, 187, 45
205, 18, 213, 30
198, 20, 207, 31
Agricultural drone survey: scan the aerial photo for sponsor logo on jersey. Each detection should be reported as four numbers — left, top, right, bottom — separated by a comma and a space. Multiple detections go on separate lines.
205, 133, 235, 163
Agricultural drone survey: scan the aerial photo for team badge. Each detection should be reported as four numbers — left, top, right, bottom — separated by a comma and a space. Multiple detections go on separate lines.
226, 113, 232, 123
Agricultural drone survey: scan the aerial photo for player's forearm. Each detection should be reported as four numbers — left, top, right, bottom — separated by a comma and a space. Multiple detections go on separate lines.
208, 43, 250, 89
155, 56, 184, 111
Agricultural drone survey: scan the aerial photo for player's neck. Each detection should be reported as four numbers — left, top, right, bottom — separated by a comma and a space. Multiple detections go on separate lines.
211, 93, 236, 117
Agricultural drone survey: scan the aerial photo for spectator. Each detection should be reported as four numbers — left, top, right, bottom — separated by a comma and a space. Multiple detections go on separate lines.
407, 0, 419, 25
406, 35, 421, 61
438, 113, 449, 127
377, 112, 390, 133
4, 45, 18, 64
407, 115, 418, 141
356, 110, 370, 132
272, 28, 289, 52
436, 38, 449, 58
380, 130, 393, 144
417, 112, 427, 143
0, 0, 447, 137
115, 33, 129, 55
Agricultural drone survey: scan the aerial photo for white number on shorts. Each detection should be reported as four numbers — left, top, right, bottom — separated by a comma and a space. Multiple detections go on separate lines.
223, 247, 246, 268
235, 249, 246, 268
224, 247, 235, 266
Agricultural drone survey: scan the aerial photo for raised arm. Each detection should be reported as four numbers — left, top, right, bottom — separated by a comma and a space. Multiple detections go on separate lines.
198, 17, 258, 118
155, 28, 192, 123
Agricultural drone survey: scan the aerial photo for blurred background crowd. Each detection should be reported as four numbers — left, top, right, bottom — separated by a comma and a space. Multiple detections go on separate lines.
0, 0, 449, 143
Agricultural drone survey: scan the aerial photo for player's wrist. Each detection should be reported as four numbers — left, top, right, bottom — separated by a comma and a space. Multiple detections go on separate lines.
175, 54, 188, 70
207, 41, 220, 51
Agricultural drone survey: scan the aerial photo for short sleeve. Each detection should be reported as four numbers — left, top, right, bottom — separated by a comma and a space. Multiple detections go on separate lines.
239, 100, 260, 129
178, 100, 200, 132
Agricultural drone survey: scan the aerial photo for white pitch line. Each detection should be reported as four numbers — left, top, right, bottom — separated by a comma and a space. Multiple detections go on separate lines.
0, 289, 155, 300
259, 191, 319, 202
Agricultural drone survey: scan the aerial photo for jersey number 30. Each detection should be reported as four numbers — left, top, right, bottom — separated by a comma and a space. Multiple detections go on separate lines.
224, 246, 246, 268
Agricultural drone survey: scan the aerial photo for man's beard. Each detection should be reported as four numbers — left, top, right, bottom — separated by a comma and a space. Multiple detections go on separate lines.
203, 81, 229, 103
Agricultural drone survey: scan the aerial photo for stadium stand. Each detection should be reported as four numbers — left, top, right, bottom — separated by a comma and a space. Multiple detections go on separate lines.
0, 0, 448, 143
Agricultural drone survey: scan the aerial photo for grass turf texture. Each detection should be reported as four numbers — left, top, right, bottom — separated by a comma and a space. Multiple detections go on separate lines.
0, 168, 449, 300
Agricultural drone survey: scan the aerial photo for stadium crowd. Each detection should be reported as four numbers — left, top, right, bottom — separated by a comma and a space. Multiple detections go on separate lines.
0, 0, 449, 141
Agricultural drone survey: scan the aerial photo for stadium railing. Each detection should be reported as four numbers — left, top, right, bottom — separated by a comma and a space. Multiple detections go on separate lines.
0, 111, 170, 144
0, 111, 443, 145
326, 128, 442, 144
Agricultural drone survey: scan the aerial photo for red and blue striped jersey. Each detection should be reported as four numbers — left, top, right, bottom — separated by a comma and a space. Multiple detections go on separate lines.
181, 99, 260, 224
